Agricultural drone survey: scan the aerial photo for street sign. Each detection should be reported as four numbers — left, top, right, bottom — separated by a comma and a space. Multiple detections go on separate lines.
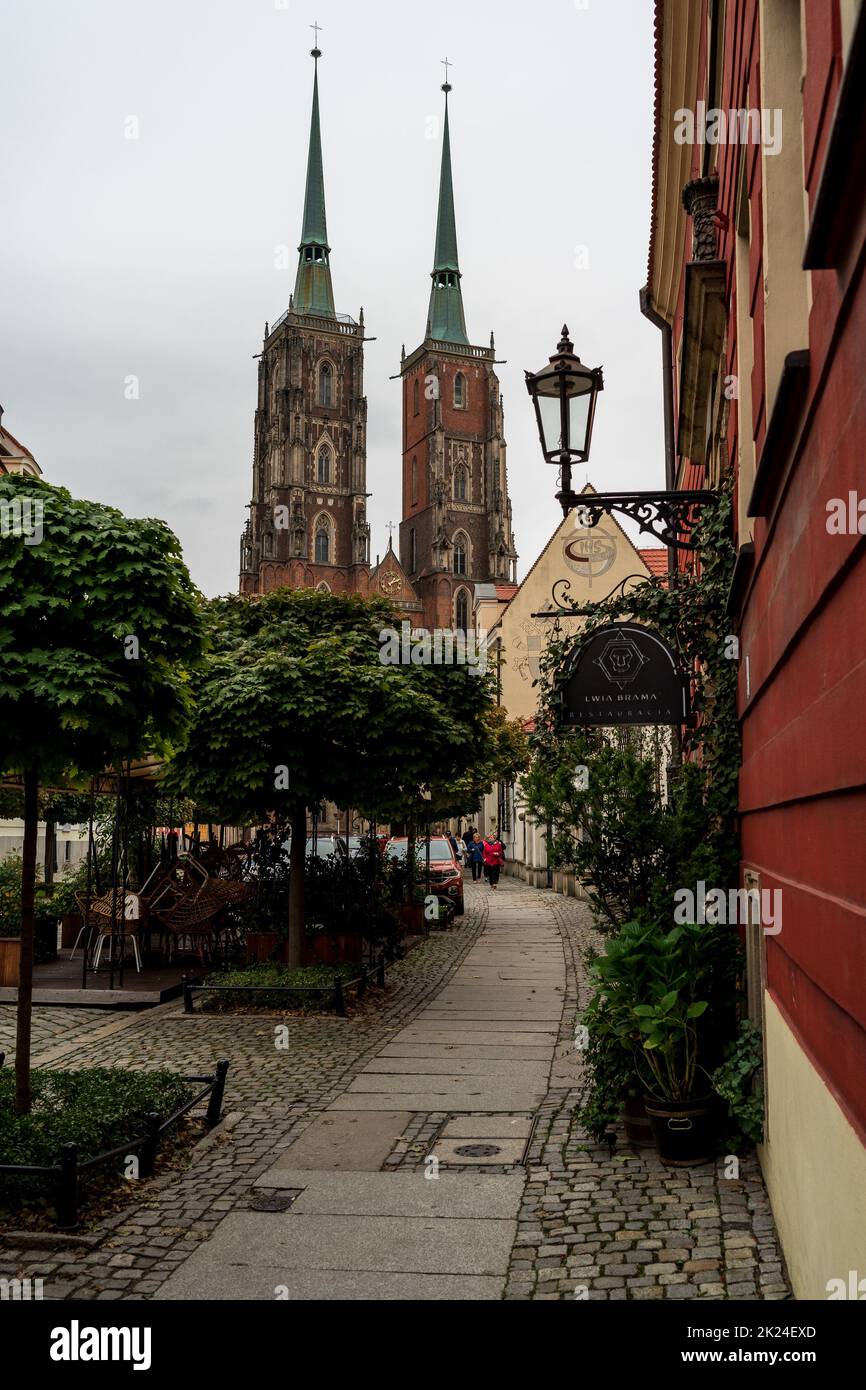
557, 623, 688, 726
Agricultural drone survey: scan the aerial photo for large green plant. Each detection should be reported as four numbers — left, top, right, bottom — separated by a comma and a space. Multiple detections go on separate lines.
0, 474, 204, 1114
587, 918, 721, 1102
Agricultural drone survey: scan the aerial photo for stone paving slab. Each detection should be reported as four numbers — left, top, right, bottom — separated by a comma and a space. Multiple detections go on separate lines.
441, 1115, 534, 1139
161, 1268, 504, 1300
328, 1090, 544, 1113
347, 1071, 548, 1094
253, 1170, 525, 1216
154, 1211, 516, 1287
361, 1057, 549, 1078
399, 1019, 558, 1034
265, 1110, 412, 1172
376, 1042, 554, 1060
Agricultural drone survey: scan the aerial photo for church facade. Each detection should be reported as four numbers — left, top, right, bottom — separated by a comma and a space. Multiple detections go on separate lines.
239, 53, 517, 626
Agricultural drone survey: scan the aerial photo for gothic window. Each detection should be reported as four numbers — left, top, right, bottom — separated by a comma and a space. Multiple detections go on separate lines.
453, 533, 468, 576
455, 588, 469, 633
454, 465, 468, 501
454, 372, 467, 408
319, 362, 333, 407
316, 581, 331, 593
413, 378, 420, 416
411, 456, 418, 504
317, 446, 332, 485
315, 517, 331, 564
410, 527, 417, 574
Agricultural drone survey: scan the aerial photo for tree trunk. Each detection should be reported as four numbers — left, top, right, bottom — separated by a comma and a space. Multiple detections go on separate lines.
44, 812, 56, 886
15, 768, 39, 1116
287, 805, 307, 968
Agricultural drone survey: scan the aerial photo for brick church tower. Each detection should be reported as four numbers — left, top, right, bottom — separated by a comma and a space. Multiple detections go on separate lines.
397, 78, 517, 632
240, 46, 371, 596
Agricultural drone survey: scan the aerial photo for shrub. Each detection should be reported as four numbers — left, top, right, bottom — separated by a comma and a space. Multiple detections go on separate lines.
712, 1019, 765, 1145
200, 961, 359, 1012
0, 1067, 194, 1206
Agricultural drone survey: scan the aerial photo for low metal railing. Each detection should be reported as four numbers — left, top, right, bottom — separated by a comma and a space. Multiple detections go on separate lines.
0, 1058, 230, 1230
181, 955, 386, 1018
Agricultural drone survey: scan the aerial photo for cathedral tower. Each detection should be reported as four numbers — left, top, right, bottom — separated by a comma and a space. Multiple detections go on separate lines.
240, 45, 371, 596
398, 76, 517, 632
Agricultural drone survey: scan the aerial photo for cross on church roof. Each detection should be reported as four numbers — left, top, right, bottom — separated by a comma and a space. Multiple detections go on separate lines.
386, 521, 396, 548
441, 56, 453, 93
310, 20, 322, 58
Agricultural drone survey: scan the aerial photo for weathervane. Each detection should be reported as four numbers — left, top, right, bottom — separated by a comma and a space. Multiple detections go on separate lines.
441, 56, 452, 93
310, 20, 322, 59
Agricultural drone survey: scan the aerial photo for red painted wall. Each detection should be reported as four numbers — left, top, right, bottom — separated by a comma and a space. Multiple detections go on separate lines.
669, 1, 866, 1139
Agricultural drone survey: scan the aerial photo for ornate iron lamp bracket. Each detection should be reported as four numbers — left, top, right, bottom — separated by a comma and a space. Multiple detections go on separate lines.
557, 489, 707, 550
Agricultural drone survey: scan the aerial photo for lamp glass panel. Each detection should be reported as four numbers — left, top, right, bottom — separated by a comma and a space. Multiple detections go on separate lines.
538, 393, 564, 453
568, 392, 592, 453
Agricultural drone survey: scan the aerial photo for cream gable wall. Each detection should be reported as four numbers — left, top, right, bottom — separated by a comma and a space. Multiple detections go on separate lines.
490, 487, 659, 727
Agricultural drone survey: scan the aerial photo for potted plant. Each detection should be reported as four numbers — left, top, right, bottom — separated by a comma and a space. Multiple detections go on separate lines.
590, 918, 721, 1165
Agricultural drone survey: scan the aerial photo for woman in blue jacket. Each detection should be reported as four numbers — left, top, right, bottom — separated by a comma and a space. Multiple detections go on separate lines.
467, 832, 485, 882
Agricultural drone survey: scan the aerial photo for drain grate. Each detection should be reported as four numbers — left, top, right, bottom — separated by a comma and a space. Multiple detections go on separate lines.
249, 1191, 300, 1212
453, 1143, 503, 1158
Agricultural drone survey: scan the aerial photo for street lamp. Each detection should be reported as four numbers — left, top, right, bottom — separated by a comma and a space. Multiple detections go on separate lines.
525, 322, 706, 550
525, 325, 604, 513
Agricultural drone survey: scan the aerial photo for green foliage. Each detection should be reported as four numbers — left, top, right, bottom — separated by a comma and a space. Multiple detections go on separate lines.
166, 588, 524, 825
522, 485, 740, 924
0, 474, 205, 785
200, 962, 359, 1012
712, 1019, 765, 1144
585, 918, 734, 1102
0, 1067, 194, 1204
0, 858, 62, 960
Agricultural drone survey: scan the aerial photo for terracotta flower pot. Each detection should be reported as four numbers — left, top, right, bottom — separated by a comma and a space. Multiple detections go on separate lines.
0, 937, 21, 988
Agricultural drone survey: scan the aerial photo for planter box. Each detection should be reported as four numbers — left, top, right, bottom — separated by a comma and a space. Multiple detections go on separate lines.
0, 937, 21, 987
398, 904, 426, 935
305, 933, 364, 966
245, 932, 289, 965
60, 913, 84, 950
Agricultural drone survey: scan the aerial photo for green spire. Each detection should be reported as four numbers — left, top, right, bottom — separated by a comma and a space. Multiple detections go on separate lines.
426, 82, 469, 345
293, 49, 335, 318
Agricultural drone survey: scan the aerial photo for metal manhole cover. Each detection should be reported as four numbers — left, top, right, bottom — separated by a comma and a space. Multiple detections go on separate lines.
453, 1143, 502, 1158
249, 1192, 299, 1212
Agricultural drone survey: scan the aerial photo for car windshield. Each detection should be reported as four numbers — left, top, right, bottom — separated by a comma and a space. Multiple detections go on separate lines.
388, 838, 454, 861
305, 837, 337, 858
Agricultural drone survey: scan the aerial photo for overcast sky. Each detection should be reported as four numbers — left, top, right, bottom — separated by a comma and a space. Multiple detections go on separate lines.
3, 0, 663, 597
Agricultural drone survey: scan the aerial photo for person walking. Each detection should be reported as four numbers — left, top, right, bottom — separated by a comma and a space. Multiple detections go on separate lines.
482, 832, 505, 890
468, 832, 484, 882
463, 826, 476, 852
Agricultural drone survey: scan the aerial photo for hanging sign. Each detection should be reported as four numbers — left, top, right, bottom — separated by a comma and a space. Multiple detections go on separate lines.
558, 623, 688, 726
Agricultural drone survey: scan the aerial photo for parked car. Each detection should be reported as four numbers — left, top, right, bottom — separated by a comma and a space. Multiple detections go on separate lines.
385, 836, 464, 916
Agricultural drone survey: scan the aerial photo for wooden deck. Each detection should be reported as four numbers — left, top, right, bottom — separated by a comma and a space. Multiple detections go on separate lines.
0, 955, 193, 1008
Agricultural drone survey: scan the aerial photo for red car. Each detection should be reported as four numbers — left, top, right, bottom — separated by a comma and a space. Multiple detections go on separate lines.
386, 836, 464, 917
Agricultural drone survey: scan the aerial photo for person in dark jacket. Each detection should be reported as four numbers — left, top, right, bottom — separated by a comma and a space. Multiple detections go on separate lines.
467, 832, 485, 882
463, 826, 476, 851
482, 833, 505, 889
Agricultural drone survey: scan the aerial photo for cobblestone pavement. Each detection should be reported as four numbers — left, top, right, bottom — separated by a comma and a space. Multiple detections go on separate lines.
0, 900, 490, 1298
0, 879, 792, 1301
502, 890, 791, 1302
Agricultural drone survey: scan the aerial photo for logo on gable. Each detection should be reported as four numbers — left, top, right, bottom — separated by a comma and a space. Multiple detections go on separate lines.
562, 528, 616, 584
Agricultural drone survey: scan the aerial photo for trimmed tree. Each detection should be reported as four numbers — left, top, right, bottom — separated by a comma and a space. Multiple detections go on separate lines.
0, 475, 204, 1113
166, 588, 522, 964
